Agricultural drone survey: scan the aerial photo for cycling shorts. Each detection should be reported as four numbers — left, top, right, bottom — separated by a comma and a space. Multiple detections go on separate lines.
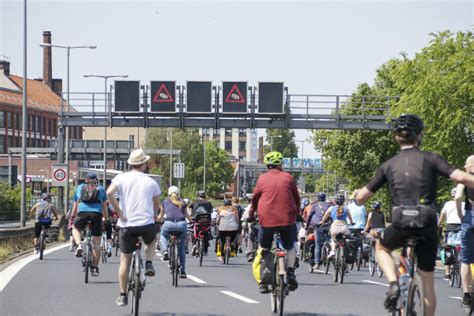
258, 224, 297, 251
74, 212, 103, 237
119, 224, 156, 254
380, 224, 438, 272
34, 221, 51, 238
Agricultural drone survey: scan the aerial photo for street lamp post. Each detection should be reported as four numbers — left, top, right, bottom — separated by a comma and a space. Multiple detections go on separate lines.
40, 43, 96, 213
295, 140, 307, 194
83, 74, 128, 187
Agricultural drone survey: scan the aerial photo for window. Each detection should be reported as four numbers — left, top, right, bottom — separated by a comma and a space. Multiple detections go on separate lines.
36, 116, 41, 133
7, 112, 13, 129
0, 135, 4, 153
225, 128, 232, 136
225, 141, 232, 151
0, 111, 4, 128
239, 141, 246, 151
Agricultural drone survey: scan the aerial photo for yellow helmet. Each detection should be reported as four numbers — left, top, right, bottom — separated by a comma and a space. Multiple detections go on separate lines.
264, 151, 283, 166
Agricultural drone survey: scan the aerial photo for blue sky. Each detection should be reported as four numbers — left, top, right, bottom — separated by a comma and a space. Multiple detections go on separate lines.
1, 0, 472, 158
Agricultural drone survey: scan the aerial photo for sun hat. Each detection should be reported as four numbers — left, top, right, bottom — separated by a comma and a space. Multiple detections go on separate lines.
127, 148, 150, 166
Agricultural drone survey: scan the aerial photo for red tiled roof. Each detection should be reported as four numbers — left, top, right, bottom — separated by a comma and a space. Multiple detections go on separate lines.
0, 75, 64, 113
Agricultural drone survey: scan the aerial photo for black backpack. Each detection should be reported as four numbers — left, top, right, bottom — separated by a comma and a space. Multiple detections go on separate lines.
80, 182, 99, 203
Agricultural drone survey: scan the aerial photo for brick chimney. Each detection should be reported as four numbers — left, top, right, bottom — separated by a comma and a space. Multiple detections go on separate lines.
0, 60, 10, 76
42, 31, 52, 88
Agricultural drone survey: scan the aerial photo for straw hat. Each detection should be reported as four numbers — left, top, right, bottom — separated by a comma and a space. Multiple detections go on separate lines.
127, 148, 150, 165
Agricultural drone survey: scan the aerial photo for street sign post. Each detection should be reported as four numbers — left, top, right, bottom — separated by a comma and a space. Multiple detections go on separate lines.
52, 163, 68, 187
173, 162, 185, 179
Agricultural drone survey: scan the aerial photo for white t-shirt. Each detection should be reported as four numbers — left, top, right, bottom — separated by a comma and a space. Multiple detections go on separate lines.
112, 170, 161, 228
441, 200, 465, 224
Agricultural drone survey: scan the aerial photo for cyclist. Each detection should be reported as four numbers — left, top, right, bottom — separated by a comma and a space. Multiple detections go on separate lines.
242, 195, 259, 262
455, 155, 474, 311
158, 186, 191, 278
232, 197, 245, 253
189, 191, 213, 255
106, 148, 161, 306
71, 172, 108, 277
248, 151, 300, 293
355, 114, 474, 316
320, 194, 354, 258
363, 201, 386, 236
347, 189, 366, 231
216, 199, 240, 262
438, 188, 464, 280
305, 192, 330, 269
29, 193, 58, 252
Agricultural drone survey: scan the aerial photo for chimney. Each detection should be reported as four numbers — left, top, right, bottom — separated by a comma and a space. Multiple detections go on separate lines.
0, 60, 10, 76
42, 31, 52, 88
51, 78, 63, 96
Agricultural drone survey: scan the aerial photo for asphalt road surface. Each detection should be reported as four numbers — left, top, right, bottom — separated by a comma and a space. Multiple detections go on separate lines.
0, 241, 465, 316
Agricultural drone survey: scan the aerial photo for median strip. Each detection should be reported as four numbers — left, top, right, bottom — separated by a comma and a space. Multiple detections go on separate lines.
220, 291, 259, 304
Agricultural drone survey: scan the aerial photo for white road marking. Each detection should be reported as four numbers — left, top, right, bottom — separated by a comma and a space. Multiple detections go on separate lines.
155, 251, 163, 257
362, 280, 389, 287
187, 274, 207, 284
0, 243, 69, 292
220, 291, 259, 304
450, 296, 462, 300
315, 269, 333, 275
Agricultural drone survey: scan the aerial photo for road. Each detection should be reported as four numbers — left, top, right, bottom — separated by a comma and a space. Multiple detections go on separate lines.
0, 241, 465, 316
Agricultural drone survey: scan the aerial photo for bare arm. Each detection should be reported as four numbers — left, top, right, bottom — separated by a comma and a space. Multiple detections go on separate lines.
157, 205, 165, 222
320, 209, 331, 225
347, 209, 354, 225
437, 212, 446, 228
153, 195, 161, 219
355, 187, 374, 206
455, 183, 466, 221
29, 204, 37, 220
450, 169, 474, 189
51, 205, 59, 221
101, 201, 108, 221
106, 183, 126, 222
364, 212, 372, 233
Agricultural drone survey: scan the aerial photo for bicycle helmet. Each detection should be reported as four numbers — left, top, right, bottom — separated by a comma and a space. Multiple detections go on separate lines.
197, 190, 206, 198
168, 186, 180, 196
223, 199, 232, 206
264, 151, 283, 166
372, 201, 381, 209
41, 193, 52, 200
183, 198, 190, 205
451, 187, 457, 197
303, 199, 310, 207
335, 194, 345, 205
393, 114, 424, 134
317, 192, 326, 202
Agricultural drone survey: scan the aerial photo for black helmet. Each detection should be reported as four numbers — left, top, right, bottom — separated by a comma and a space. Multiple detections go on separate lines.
197, 190, 206, 198
223, 199, 232, 206
317, 192, 326, 202
393, 114, 424, 134
335, 194, 345, 205
303, 199, 310, 207
372, 201, 381, 209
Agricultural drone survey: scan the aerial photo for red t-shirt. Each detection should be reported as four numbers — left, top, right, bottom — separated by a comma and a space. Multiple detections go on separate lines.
250, 168, 300, 227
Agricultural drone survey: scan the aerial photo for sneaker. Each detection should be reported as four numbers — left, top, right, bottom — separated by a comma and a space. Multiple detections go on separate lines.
316, 263, 321, 270
461, 294, 472, 308
247, 255, 255, 263
91, 266, 99, 277
179, 271, 187, 279
75, 245, 83, 258
191, 246, 197, 257
328, 251, 335, 259
287, 268, 298, 291
156, 243, 161, 251
443, 274, 450, 281
238, 246, 243, 254
163, 252, 169, 261
107, 245, 112, 257
145, 261, 155, 277
384, 283, 400, 311
259, 284, 271, 294
116, 295, 128, 306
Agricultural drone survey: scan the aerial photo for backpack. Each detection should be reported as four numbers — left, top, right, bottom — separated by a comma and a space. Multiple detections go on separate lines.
80, 182, 99, 203
195, 205, 208, 215
252, 248, 274, 285
36, 201, 52, 220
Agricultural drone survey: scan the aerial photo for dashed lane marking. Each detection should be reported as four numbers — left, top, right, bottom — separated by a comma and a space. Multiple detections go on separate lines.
220, 291, 259, 304
450, 296, 462, 300
315, 269, 333, 275
362, 280, 389, 287
0, 243, 69, 292
187, 274, 207, 284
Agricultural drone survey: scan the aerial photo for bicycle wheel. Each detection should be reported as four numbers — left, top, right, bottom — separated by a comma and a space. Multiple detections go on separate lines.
169, 242, 176, 286
270, 287, 278, 313
39, 233, 45, 260
277, 274, 285, 316
199, 239, 205, 267
333, 250, 339, 283
133, 267, 141, 316
377, 264, 384, 278
356, 249, 362, 271
369, 260, 376, 277
84, 244, 90, 284
406, 274, 425, 316
322, 246, 330, 274
128, 256, 137, 316
173, 242, 179, 287
339, 248, 345, 284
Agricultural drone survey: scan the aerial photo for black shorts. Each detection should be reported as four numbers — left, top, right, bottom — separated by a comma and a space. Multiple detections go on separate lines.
258, 224, 297, 251
119, 224, 156, 254
380, 224, 438, 272
34, 221, 51, 238
74, 212, 103, 237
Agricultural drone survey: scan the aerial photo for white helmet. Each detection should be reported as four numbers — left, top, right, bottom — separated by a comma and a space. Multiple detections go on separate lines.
451, 187, 457, 197
168, 186, 180, 196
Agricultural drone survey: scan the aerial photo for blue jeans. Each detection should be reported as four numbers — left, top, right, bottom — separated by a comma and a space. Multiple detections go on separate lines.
161, 220, 187, 273
312, 227, 325, 265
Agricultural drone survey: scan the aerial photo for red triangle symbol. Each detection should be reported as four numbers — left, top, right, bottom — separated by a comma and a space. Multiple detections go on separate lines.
225, 84, 245, 104
153, 84, 174, 103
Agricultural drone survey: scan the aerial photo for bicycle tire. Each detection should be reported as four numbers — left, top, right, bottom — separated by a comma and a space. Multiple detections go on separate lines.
356, 249, 362, 271
84, 244, 90, 284
199, 239, 205, 267
277, 274, 285, 316
339, 248, 345, 284
39, 233, 45, 260
270, 288, 278, 313
127, 255, 136, 315
133, 266, 141, 316
406, 274, 425, 316
170, 241, 176, 286
322, 246, 330, 274
173, 242, 179, 287
333, 250, 339, 283
225, 246, 230, 265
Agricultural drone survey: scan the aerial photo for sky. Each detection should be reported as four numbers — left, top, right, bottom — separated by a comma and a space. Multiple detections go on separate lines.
1, 0, 472, 158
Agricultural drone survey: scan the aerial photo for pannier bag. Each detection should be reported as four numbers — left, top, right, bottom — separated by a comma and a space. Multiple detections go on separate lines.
252, 248, 275, 285
344, 240, 358, 264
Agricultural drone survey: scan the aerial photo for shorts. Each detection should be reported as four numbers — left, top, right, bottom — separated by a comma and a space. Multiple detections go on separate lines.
330, 221, 350, 241
119, 224, 156, 254
34, 221, 51, 238
74, 212, 103, 237
258, 224, 297, 251
461, 224, 474, 264
380, 224, 438, 272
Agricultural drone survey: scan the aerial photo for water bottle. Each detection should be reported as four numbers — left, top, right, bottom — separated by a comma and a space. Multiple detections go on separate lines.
399, 273, 409, 304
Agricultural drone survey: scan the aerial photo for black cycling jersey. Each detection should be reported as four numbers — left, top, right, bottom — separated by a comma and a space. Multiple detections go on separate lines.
370, 210, 385, 229
189, 199, 213, 218
366, 147, 456, 206
465, 186, 474, 210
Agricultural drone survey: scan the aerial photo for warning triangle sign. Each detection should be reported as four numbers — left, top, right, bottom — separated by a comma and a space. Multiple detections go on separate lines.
153, 84, 174, 103
225, 84, 245, 104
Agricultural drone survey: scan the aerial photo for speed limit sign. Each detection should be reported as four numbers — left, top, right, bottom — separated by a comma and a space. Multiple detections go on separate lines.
52, 163, 68, 187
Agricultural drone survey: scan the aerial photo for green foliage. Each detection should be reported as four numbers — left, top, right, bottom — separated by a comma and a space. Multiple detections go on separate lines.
0, 183, 28, 221
145, 128, 234, 198
264, 129, 298, 158
312, 30, 474, 209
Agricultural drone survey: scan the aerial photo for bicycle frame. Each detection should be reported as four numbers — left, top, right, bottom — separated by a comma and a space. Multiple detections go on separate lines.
128, 239, 144, 316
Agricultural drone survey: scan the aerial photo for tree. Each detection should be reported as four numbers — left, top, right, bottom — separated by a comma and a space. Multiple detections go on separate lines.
312, 30, 473, 209
264, 129, 298, 158
202, 141, 234, 197
0, 183, 31, 221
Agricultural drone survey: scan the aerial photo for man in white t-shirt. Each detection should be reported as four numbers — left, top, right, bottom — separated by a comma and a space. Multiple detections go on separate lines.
107, 148, 161, 307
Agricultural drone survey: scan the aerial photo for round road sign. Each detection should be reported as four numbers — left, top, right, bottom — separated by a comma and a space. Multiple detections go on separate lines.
53, 168, 67, 182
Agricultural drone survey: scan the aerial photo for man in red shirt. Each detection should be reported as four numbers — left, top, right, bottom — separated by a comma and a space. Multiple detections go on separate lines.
249, 151, 300, 293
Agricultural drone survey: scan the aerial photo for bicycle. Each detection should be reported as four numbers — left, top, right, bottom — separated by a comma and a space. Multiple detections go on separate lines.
368, 229, 384, 278
168, 230, 182, 287
194, 213, 212, 267
319, 227, 332, 274
389, 236, 425, 316
442, 243, 461, 288
333, 233, 354, 284
270, 232, 290, 316
81, 221, 94, 284
37, 223, 50, 260
222, 235, 233, 265
100, 231, 108, 264
127, 238, 146, 316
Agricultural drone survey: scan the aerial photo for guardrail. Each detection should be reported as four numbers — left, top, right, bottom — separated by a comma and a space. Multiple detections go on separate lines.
0, 223, 60, 246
